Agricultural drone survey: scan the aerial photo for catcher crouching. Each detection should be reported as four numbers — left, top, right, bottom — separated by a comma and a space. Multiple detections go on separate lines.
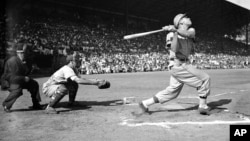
42, 52, 110, 114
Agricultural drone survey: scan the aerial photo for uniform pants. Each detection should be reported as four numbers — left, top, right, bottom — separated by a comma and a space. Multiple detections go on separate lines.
67, 81, 78, 104
45, 81, 78, 103
2, 79, 41, 109
155, 63, 210, 103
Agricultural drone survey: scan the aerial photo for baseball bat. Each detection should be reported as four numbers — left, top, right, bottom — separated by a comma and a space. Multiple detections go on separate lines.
123, 29, 165, 40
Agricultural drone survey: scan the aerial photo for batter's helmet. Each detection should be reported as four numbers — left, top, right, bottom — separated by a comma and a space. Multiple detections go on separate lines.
173, 13, 186, 28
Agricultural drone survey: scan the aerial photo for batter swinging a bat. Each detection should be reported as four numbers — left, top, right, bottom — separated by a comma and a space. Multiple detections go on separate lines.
134, 13, 211, 116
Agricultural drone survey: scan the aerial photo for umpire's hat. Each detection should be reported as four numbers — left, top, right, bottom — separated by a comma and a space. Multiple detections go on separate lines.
16, 43, 24, 53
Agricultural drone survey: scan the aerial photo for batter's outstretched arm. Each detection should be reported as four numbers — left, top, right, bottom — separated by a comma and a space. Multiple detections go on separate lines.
162, 25, 195, 38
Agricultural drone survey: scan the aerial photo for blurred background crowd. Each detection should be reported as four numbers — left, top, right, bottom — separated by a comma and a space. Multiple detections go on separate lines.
0, 1, 249, 76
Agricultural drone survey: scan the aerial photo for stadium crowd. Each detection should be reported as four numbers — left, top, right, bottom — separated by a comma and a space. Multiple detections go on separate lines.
3, 13, 250, 75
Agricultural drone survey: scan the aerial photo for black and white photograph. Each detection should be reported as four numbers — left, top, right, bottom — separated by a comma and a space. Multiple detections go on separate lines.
0, 0, 250, 141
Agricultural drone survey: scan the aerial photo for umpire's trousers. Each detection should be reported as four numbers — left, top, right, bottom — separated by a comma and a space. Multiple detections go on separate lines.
2, 79, 41, 109
155, 63, 210, 103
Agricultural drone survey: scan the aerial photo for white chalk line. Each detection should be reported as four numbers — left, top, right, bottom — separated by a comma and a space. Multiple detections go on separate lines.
120, 120, 250, 129
120, 89, 250, 128
119, 114, 250, 129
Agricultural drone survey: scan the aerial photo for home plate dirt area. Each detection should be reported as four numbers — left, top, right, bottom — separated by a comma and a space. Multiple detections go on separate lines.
0, 69, 250, 141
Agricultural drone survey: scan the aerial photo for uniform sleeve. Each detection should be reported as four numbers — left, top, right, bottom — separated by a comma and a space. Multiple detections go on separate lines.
166, 32, 174, 47
63, 66, 78, 80
177, 28, 195, 38
166, 32, 176, 59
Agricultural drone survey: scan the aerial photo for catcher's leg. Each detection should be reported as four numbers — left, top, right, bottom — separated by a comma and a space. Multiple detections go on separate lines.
46, 85, 68, 114
67, 81, 79, 106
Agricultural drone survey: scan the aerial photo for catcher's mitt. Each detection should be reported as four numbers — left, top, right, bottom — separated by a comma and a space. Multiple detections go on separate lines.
97, 80, 111, 89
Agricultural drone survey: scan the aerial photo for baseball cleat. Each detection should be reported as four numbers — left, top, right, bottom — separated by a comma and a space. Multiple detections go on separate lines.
45, 105, 58, 114
132, 102, 150, 117
3, 105, 11, 113
198, 106, 211, 115
138, 102, 149, 113
29, 104, 45, 110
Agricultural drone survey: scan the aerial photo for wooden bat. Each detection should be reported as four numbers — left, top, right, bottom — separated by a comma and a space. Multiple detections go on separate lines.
123, 29, 165, 40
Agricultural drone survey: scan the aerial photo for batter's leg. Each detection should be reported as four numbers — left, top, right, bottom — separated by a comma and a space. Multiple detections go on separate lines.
138, 75, 184, 114
176, 64, 211, 114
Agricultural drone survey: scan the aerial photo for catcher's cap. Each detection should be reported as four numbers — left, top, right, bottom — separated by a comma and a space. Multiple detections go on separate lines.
66, 55, 74, 62
66, 53, 80, 63
173, 13, 186, 28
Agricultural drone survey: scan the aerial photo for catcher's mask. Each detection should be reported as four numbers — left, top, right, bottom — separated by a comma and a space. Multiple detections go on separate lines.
66, 53, 81, 68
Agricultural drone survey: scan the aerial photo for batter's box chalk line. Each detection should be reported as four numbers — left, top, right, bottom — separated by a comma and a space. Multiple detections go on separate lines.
119, 114, 250, 129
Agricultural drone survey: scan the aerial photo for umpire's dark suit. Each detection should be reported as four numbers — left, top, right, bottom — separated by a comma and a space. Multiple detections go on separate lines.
1, 53, 41, 111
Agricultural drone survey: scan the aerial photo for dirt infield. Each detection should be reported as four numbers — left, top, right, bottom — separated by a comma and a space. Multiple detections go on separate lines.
0, 69, 250, 141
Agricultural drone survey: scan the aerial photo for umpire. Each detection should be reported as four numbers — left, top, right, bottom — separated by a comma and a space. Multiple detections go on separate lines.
1, 43, 43, 112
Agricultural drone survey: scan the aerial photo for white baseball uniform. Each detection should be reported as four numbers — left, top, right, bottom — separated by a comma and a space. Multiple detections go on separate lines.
154, 32, 210, 103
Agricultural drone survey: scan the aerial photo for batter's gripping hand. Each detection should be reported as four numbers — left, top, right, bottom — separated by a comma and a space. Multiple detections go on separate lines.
168, 60, 175, 70
97, 80, 111, 89
162, 25, 176, 32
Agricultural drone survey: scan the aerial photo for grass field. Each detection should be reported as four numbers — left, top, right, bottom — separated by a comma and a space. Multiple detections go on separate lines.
0, 69, 250, 141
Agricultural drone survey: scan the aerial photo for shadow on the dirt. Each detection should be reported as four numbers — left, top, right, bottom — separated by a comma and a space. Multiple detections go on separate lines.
57, 99, 124, 113
10, 104, 48, 112
53, 99, 123, 112
208, 99, 232, 108
150, 99, 232, 114
58, 99, 123, 107
9, 100, 123, 113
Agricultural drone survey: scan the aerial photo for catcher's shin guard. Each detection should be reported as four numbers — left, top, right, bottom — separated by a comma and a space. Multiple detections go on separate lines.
68, 92, 77, 104
49, 93, 64, 108
67, 81, 78, 104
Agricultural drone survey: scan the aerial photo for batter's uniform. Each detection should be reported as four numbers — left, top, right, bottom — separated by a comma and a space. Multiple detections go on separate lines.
42, 65, 79, 105
154, 32, 210, 103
